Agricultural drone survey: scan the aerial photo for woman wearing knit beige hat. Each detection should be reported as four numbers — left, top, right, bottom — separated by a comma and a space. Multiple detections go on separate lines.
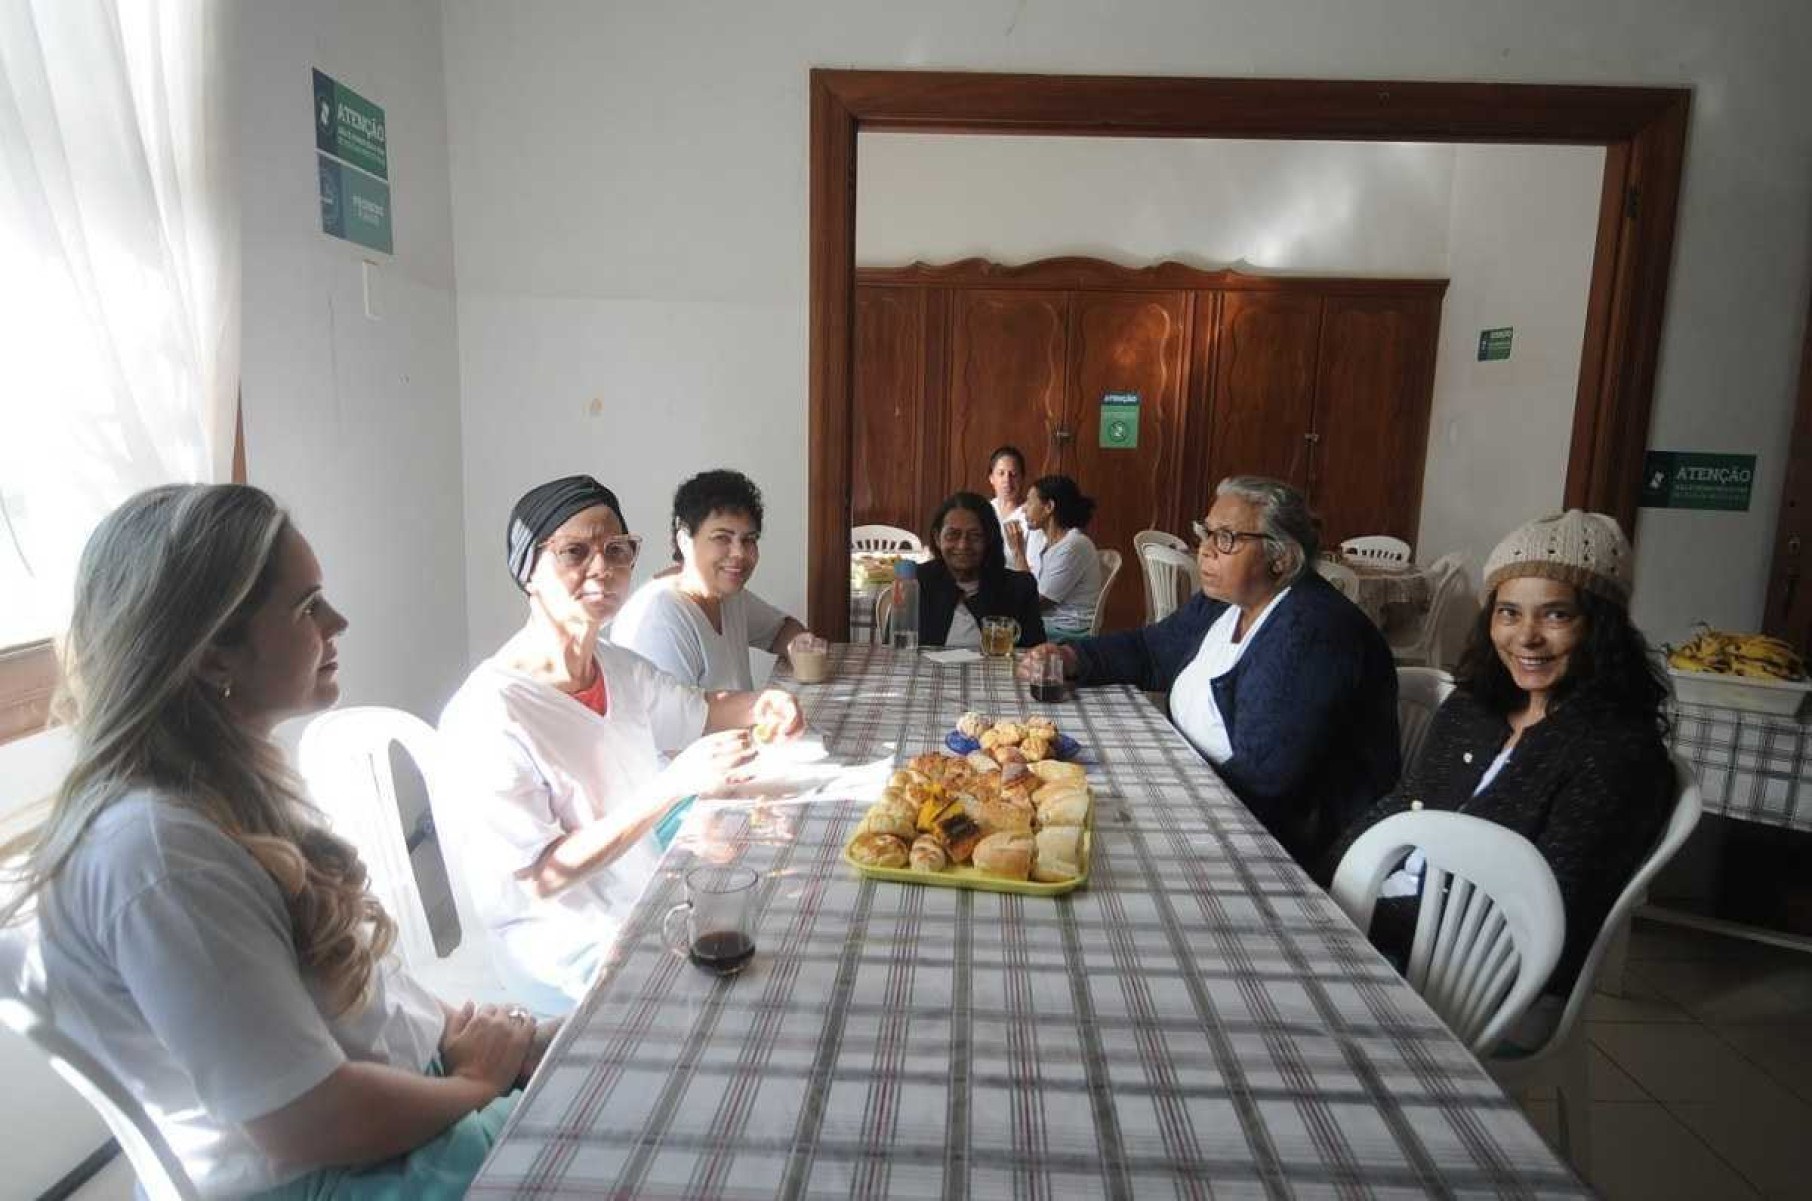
1329, 510, 1673, 1049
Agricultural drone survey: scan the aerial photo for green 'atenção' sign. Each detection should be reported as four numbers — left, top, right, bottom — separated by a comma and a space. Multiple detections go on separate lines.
1099, 392, 1140, 449
313, 69, 387, 180
1639, 451, 1756, 512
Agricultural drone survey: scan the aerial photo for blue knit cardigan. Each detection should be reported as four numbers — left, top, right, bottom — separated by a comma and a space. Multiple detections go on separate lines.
1073, 572, 1401, 865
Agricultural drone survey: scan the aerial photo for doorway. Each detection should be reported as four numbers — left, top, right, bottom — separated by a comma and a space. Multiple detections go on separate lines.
807, 71, 1690, 639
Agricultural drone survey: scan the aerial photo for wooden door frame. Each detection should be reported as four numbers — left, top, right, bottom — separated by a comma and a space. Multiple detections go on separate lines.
808, 69, 1690, 639
1763, 279, 1812, 647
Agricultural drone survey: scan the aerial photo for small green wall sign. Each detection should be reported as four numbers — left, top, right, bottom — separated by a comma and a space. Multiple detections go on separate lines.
1639, 451, 1756, 512
313, 69, 388, 180
1099, 392, 1140, 449
1477, 327, 1513, 361
318, 154, 393, 254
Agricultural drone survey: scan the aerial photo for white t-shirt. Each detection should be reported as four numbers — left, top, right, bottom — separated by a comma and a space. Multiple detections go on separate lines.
610, 577, 787, 692
1027, 529, 1105, 635
38, 792, 444, 1198
437, 643, 708, 1007
1169, 588, 1293, 764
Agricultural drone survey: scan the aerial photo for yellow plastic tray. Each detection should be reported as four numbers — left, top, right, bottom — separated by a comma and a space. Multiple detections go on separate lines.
843, 829, 1091, 897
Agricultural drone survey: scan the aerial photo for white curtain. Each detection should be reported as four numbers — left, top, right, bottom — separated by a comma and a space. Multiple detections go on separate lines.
0, 0, 239, 646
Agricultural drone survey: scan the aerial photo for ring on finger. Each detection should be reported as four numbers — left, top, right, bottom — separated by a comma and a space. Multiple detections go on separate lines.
506, 1005, 532, 1025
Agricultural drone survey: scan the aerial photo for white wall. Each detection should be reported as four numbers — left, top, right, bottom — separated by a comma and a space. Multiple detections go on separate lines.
238, 0, 468, 721
858, 134, 1456, 274
441, 0, 1812, 651
1417, 144, 1606, 581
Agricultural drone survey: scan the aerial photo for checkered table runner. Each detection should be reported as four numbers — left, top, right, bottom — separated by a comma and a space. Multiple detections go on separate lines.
1669, 700, 1812, 833
472, 645, 1582, 1199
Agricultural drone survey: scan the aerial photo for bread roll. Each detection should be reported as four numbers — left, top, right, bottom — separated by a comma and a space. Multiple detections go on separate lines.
909, 835, 948, 873
1032, 780, 1089, 807
965, 750, 1001, 774
956, 710, 992, 739
1029, 760, 1085, 784
991, 722, 1024, 746
1036, 790, 1090, 828
856, 806, 917, 840
1019, 735, 1052, 762
990, 745, 1027, 768
1024, 715, 1057, 737
1032, 826, 1083, 882
968, 797, 1034, 836
848, 832, 909, 867
971, 831, 1035, 880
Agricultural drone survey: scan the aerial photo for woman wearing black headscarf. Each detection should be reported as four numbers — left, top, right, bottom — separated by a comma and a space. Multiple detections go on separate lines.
439, 476, 803, 1012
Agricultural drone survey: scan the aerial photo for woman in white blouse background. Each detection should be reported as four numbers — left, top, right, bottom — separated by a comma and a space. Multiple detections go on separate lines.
2, 484, 542, 1199
612, 469, 808, 691
1005, 474, 1104, 641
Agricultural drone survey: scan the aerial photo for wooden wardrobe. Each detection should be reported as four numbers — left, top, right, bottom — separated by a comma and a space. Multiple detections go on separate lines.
853, 257, 1447, 632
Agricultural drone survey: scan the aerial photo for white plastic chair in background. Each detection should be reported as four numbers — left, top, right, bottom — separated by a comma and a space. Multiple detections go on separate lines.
1137, 542, 1197, 624
850, 524, 923, 554
1330, 809, 1565, 1056
872, 587, 895, 646
1, 927, 199, 1200
1089, 550, 1124, 636
1396, 666, 1456, 774
1486, 755, 1703, 1166
1391, 553, 1470, 668
1341, 535, 1413, 566
297, 707, 510, 1005
1132, 528, 1189, 557
1319, 558, 1361, 603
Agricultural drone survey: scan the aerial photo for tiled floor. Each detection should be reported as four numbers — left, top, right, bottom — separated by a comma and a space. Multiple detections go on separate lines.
1517, 916, 1812, 1200
69, 915, 1812, 1199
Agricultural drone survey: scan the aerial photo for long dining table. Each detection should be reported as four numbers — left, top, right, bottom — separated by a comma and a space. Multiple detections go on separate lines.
470, 645, 1585, 1198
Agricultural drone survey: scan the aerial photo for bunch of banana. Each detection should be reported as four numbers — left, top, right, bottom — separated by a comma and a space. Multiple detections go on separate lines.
1667, 627, 1807, 681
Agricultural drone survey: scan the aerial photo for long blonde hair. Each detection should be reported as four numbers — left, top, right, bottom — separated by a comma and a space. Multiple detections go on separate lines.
0, 484, 395, 1015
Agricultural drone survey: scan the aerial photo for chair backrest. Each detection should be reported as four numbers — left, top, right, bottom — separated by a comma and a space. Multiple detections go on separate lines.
872, 586, 894, 645
0, 927, 199, 1200
1392, 553, 1472, 667
1499, 754, 1703, 1067
1341, 535, 1412, 565
1089, 549, 1124, 636
1319, 558, 1360, 601
850, 524, 923, 554
1396, 667, 1457, 773
1137, 542, 1197, 624
1331, 810, 1565, 1055
297, 707, 474, 973
1132, 529, 1189, 556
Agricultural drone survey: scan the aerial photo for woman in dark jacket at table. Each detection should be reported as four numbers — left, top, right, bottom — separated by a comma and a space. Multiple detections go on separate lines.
916, 491, 1046, 649
1328, 511, 1673, 1031
1019, 476, 1398, 867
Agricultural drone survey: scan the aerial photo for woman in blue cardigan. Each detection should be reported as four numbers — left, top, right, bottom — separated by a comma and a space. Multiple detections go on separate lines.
1020, 476, 1399, 867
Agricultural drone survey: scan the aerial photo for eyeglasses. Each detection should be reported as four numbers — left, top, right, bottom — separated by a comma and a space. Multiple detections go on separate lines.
543, 533, 643, 571
1192, 520, 1269, 556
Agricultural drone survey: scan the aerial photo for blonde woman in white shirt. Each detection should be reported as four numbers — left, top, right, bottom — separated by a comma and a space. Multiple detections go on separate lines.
439, 475, 804, 1014
613, 469, 808, 691
1, 484, 543, 1199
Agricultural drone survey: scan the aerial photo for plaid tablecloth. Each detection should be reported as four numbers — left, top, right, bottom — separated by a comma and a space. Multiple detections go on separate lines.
1669, 700, 1812, 833
473, 645, 1581, 1199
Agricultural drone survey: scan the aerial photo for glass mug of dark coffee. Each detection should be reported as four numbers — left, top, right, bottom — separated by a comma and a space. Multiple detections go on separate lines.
1030, 647, 1068, 703
662, 864, 760, 976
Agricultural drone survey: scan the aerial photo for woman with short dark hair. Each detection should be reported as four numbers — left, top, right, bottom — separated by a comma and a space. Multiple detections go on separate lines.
986, 445, 1029, 538
1005, 474, 1104, 640
915, 491, 1045, 649
612, 468, 808, 690
1330, 511, 1672, 1036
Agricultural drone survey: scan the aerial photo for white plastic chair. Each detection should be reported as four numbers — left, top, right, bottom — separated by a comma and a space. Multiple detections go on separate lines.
1391, 553, 1470, 668
1137, 542, 1197, 624
1133, 528, 1189, 557
1341, 535, 1412, 566
297, 708, 510, 1005
1319, 557, 1361, 602
1331, 810, 1565, 1056
850, 524, 923, 554
1, 925, 199, 1200
872, 587, 895, 646
1089, 549, 1124, 636
1396, 666, 1456, 774
1486, 755, 1702, 1165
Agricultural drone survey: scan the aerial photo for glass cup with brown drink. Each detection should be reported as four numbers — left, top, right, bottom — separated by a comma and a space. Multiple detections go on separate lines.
980, 616, 1020, 658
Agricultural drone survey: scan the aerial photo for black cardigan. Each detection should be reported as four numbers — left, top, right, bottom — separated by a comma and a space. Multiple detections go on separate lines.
1329, 688, 1673, 995
915, 560, 1046, 648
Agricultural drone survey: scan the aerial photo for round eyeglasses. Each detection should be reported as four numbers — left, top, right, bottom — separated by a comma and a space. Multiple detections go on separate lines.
1192, 520, 1269, 556
543, 533, 643, 571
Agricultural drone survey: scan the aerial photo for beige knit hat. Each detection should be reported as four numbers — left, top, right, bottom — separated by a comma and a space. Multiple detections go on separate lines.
1482, 510, 1633, 607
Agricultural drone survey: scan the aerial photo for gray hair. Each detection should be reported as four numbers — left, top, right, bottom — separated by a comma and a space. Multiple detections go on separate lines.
1214, 475, 1320, 586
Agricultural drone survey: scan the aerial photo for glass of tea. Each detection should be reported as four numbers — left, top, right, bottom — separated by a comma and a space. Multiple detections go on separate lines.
662, 864, 760, 976
980, 616, 1020, 658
